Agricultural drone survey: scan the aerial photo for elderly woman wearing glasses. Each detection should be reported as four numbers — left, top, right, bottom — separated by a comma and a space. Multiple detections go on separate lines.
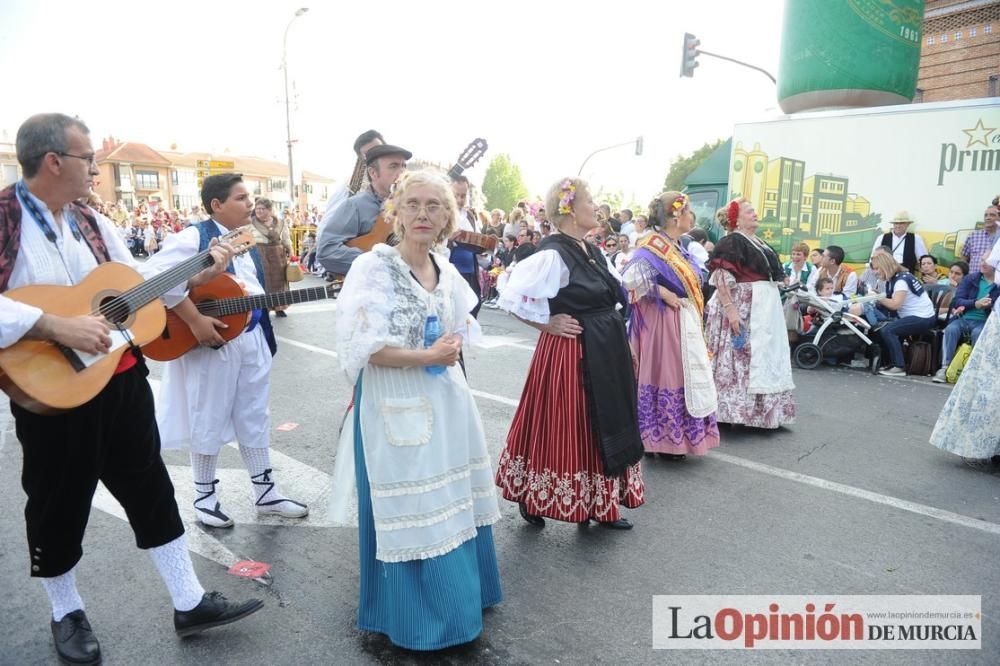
331, 170, 501, 650
495, 177, 644, 530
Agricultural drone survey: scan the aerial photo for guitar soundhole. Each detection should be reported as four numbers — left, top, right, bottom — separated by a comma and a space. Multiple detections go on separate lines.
97, 293, 132, 325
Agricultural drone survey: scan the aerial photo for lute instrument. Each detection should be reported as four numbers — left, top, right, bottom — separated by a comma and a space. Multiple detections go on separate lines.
0, 226, 255, 414
142, 273, 339, 361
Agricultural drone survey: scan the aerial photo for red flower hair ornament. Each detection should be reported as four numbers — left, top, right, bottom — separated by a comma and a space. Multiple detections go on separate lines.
727, 200, 741, 231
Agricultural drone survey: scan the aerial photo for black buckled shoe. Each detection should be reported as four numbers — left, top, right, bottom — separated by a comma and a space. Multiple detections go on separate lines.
518, 502, 545, 527
174, 591, 264, 638
51, 609, 101, 665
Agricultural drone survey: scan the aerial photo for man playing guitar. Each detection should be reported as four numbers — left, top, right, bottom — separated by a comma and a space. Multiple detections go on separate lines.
316, 144, 411, 277
448, 174, 489, 318
0, 114, 262, 665
316, 130, 384, 281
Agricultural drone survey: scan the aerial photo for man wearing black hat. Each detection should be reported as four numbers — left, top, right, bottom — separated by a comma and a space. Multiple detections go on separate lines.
317, 144, 410, 276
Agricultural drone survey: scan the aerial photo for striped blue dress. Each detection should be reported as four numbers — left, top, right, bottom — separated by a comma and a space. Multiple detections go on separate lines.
353, 379, 503, 650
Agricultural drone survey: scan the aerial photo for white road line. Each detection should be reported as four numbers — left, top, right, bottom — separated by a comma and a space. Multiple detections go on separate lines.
265, 336, 1000, 537
710, 451, 1000, 537
405, 384, 1000, 537
469, 389, 520, 407
275, 335, 338, 357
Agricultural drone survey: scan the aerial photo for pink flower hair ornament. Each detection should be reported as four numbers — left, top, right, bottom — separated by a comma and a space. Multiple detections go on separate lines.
557, 179, 577, 215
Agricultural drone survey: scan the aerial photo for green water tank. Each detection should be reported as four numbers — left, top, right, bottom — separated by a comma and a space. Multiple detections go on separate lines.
778, 0, 925, 113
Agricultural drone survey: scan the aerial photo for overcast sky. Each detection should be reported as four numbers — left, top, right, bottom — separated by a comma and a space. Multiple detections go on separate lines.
0, 0, 785, 204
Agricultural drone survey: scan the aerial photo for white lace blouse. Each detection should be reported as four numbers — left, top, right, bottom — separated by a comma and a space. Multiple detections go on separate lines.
330, 244, 499, 562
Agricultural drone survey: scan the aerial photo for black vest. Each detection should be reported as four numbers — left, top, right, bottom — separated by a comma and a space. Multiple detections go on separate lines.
880, 232, 917, 273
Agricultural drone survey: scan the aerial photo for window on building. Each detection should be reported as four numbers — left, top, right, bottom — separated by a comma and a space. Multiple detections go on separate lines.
136, 170, 159, 189
927, 36, 935, 44
985, 25, 993, 34
171, 171, 178, 186
1, 164, 18, 185
251, 181, 262, 195
121, 193, 135, 209
269, 178, 287, 192
940, 34, 948, 42
116, 164, 132, 190
172, 194, 199, 210
955, 32, 962, 40
969, 27, 976, 37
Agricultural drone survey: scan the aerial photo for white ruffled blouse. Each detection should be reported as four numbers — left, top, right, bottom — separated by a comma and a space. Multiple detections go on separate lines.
496, 247, 621, 324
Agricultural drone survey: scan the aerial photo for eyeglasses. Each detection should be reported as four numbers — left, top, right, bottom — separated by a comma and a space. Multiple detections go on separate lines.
605, 242, 618, 248
399, 201, 443, 215
57, 152, 98, 167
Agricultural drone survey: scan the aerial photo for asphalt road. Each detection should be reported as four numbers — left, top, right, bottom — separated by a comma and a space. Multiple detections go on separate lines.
2, 273, 998, 665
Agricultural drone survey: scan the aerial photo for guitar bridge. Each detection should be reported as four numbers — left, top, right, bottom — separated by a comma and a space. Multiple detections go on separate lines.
54, 343, 87, 373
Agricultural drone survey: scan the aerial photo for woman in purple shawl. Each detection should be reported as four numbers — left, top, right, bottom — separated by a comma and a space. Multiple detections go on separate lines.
621, 192, 720, 460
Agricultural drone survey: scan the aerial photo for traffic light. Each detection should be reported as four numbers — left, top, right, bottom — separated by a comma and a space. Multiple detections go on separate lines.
680, 32, 700, 78
635, 136, 644, 156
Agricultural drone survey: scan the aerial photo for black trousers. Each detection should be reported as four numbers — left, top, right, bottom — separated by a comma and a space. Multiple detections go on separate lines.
460, 271, 482, 319
13, 363, 184, 578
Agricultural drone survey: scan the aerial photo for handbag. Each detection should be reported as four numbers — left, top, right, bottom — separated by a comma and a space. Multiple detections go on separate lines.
904, 340, 933, 376
945, 342, 972, 384
286, 262, 304, 282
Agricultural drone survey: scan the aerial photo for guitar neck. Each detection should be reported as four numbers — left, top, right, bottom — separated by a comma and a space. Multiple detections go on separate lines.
198, 285, 330, 317
120, 250, 217, 311
446, 164, 465, 181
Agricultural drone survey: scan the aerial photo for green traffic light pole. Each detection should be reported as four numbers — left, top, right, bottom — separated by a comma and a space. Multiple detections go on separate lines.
577, 137, 643, 176
696, 48, 776, 84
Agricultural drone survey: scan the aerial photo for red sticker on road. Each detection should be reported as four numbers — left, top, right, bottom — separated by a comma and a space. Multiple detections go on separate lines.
276, 422, 299, 432
228, 560, 271, 578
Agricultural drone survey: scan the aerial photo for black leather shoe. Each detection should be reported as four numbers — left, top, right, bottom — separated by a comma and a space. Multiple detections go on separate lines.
599, 518, 633, 530
518, 502, 545, 527
658, 453, 686, 461
275, 310, 288, 318
51, 609, 101, 665
174, 591, 264, 637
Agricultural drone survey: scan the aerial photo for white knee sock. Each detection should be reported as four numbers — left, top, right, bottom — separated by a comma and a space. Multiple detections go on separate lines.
191, 452, 222, 506
148, 535, 206, 612
40, 568, 84, 621
239, 446, 289, 504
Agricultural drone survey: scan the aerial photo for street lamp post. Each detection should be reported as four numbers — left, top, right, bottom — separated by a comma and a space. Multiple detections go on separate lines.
282, 7, 308, 209
577, 137, 644, 177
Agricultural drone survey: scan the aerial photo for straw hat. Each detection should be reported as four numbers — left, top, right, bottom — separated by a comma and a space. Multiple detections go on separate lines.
890, 210, 914, 225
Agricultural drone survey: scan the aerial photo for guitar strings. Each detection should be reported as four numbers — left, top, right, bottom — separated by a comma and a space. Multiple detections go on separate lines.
92, 234, 251, 322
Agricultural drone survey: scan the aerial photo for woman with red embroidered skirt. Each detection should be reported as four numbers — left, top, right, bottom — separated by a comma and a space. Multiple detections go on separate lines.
704, 199, 796, 428
495, 177, 644, 529
621, 192, 720, 460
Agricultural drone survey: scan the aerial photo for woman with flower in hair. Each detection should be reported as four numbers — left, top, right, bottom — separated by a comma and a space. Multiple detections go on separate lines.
704, 199, 795, 428
331, 170, 501, 650
622, 192, 720, 459
495, 177, 644, 530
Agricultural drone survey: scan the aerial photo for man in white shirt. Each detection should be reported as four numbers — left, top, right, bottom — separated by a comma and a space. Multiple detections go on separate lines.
872, 210, 928, 274
0, 114, 262, 665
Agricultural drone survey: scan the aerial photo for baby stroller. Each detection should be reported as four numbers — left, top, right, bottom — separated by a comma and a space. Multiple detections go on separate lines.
784, 285, 884, 372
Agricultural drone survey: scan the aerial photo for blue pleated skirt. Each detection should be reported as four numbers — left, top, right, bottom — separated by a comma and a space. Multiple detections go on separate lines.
353, 377, 502, 651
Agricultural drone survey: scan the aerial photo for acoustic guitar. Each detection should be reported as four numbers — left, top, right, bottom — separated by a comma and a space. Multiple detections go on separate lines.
0, 226, 255, 414
344, 138, 490, 253
142, 273, 339, 361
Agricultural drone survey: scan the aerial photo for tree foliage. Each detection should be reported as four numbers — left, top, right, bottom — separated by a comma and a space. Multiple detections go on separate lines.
481, 153, 529, 214
662, 138, 726, 192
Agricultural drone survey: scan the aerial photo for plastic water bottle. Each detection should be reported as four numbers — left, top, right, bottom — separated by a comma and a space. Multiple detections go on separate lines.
423, 315, 447, 375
